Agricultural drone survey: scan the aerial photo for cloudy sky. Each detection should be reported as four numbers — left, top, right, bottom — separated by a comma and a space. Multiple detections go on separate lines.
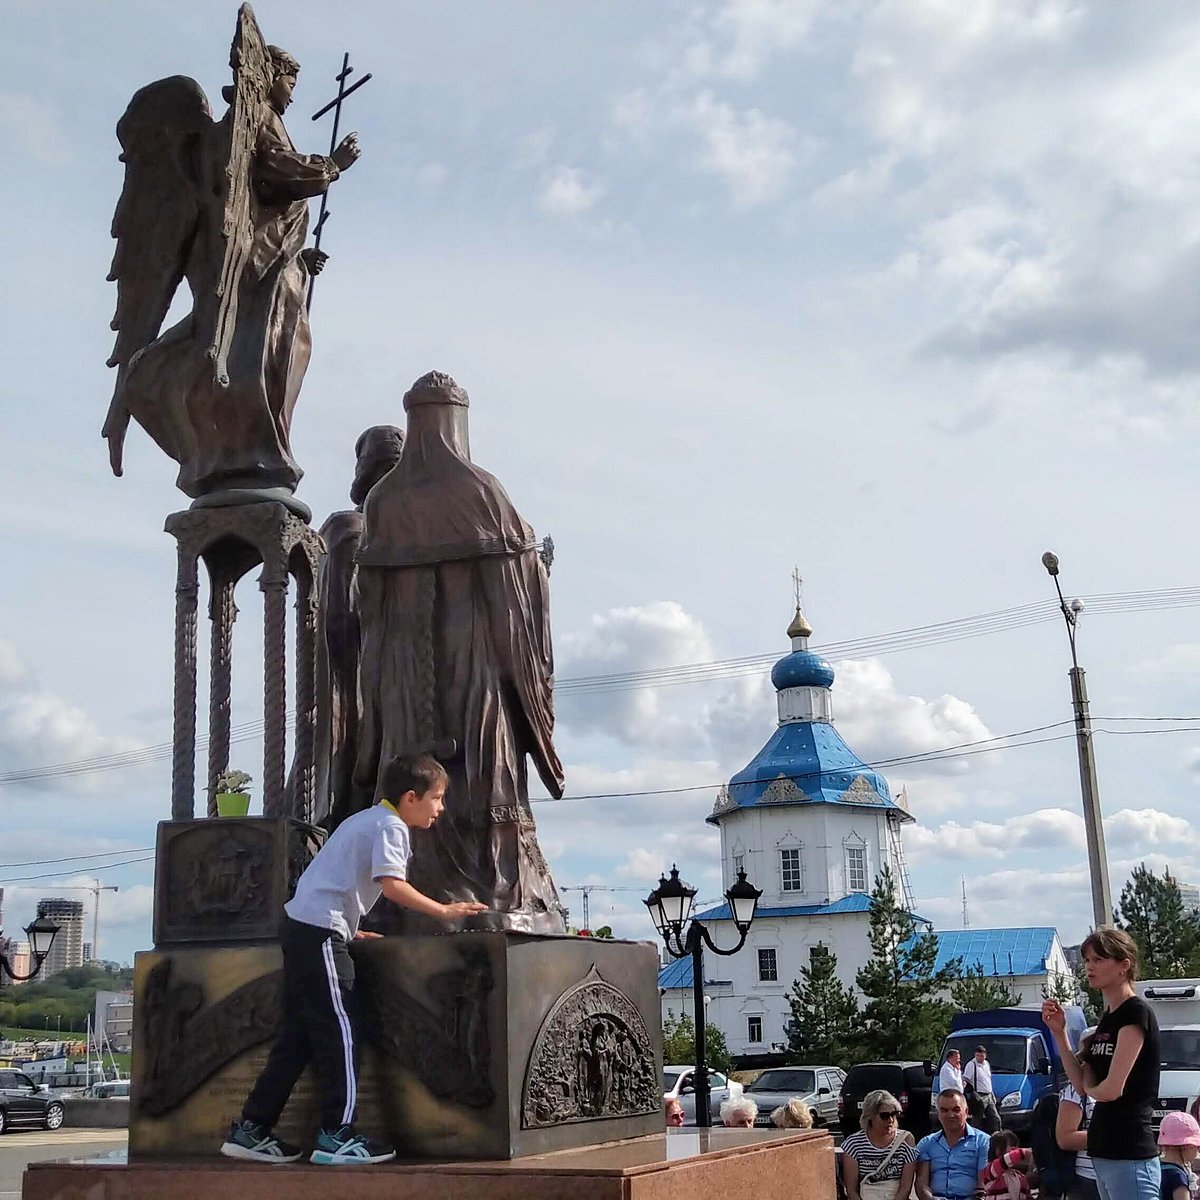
4, 0, 1200, 969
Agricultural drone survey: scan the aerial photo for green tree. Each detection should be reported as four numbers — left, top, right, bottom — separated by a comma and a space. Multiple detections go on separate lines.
1116, 864, 1200, 978
786, 943, 860, 1065
952, 963, 1021, 1011
856, 865, 961, 1060
1041, 972, 1077, 1005
663, 1010, 733, 1075
592, 926, 614, 939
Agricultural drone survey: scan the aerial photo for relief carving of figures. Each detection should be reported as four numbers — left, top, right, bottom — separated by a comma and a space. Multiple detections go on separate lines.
140, 959, 283, 1115
522, 966, 657, 1128
358, 944, 495, 1109
354, 372, 566, 933
102, 3, 361, 508
312, 425, 404, 829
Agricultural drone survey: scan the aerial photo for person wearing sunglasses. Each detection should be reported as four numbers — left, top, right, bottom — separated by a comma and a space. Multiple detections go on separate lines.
842, 1089, 919, 1200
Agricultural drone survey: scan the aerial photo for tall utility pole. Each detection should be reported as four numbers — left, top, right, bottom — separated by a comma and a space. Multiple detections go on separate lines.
1042, 552, 1113, 928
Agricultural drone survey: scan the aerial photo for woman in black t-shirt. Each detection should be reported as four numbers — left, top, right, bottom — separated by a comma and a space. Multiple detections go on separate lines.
1044, 927, 1161, 1200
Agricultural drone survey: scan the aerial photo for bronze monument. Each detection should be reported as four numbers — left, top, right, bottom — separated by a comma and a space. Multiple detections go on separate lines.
95, 6, 663, 1174
312, 425, 404, 829
355, 372, 566, 934
102, 3, 360, 512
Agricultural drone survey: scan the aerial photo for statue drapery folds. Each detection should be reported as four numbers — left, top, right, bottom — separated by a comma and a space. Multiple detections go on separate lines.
355, 373, 566, 934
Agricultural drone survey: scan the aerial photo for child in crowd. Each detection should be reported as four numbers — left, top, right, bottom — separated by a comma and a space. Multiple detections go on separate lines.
1158, 1111, 1200, 1200
220, 753, 487, 1167
983, 1129, 1034, 1200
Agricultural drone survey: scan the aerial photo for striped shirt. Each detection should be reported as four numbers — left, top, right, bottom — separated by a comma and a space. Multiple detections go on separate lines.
842, 1131, 918, 1181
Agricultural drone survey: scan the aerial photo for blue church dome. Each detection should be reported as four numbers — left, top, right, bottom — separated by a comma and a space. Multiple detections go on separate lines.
771, 650, 834, 690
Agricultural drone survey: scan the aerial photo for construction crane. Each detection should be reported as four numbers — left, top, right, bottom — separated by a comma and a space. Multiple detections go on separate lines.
43, 879, 119, 963
559, 884, 646, 931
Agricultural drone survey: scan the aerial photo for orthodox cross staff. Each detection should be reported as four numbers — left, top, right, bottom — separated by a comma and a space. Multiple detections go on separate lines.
306, 52, 373, 312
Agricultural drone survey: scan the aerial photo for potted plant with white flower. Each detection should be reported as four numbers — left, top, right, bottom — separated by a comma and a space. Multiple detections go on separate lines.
215, 769, 253, 817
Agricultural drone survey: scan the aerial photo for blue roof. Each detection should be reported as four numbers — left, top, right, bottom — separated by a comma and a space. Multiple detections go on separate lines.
658, 957, 694, 989
692, 894, 930, 925
657, 957, 735, 991
930, 928, 1057, 977
708, 719, 903, 823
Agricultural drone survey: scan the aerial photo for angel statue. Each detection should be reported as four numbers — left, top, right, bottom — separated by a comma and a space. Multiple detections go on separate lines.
102, 4, 361, 512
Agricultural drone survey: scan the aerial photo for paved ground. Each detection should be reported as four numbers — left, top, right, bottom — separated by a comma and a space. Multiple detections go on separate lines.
0, 1130, 126, 1200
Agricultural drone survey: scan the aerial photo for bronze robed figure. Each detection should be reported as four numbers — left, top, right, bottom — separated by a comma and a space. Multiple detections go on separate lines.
355, 372, 567, 934
102, 3, 360, 509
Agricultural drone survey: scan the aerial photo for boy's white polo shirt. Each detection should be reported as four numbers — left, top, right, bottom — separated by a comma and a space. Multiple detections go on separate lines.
285, 802, 411, 940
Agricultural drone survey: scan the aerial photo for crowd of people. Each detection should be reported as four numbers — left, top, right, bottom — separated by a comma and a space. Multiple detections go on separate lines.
666, 926, 1193, 1200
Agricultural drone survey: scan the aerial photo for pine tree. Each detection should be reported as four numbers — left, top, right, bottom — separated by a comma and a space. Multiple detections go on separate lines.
856, 865, 961, 1059
786, 943, 860, 1066
1041, 972, 1077, 1005
951, 963, 1021, 1011
1117, 864, 1200, 978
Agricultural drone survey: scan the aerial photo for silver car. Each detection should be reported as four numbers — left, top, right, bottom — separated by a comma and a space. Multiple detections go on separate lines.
663, 1065, 744, 1125
744, 1065, 846, 1128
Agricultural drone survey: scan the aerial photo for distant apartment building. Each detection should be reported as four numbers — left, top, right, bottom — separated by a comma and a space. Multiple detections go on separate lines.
37, 898, 85, 977
1180, 883, 1200, 914
93, 990, 133, 1053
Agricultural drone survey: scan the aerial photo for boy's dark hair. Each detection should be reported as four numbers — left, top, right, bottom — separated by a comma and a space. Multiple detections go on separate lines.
380, 753, 447, 801
990, 1129, 1019, 1159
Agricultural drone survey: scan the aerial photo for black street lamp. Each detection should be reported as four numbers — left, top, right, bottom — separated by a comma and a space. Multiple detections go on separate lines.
0, 916, 61, 983
646, 864, 761, 1128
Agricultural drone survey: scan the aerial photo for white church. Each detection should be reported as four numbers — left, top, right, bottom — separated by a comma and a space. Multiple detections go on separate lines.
659, 604, 1071, 1059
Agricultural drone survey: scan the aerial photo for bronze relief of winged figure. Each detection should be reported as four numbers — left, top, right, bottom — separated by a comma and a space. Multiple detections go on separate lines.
102, 4, 360, 510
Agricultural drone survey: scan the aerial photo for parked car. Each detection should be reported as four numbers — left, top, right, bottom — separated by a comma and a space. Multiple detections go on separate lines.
0, 1069, 66, 1134
744, 1065, 845, 1128
85, 1080, 130, 1099
839, 1061, 934, 1139
663, 1065, 744, 1125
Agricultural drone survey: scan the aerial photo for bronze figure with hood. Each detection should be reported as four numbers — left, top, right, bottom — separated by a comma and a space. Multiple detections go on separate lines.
355, 372, 565, 934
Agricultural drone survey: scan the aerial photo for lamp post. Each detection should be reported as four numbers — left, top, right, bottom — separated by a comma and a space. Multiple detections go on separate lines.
646, 865, 762, 1128
1042, 551, 1112, 928
0, 916, 60, 983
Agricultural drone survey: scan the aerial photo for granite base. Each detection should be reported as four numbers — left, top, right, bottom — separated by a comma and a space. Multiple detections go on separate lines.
23, 1128, 835, 1200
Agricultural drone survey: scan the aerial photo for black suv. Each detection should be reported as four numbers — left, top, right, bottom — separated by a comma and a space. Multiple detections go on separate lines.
838, 1061, 934, 1138
0, 1069, 65, 1134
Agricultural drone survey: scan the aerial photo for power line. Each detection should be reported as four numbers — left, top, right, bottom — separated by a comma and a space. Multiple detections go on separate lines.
0, 854, 155, 885
0, 847, 154, 869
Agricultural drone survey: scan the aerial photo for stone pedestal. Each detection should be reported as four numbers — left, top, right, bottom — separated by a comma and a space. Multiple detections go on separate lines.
23, 1128, 835, 1200
153, 817, 323, 946
129, 932, 661, 1160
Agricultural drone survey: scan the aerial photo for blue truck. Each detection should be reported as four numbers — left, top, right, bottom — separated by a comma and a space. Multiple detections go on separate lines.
932, 1006, 1087, 1135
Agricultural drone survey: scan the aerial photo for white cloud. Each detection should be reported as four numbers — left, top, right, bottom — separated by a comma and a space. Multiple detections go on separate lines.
832, 657, 994, 772
684, 91, 799, 208
415, 162, 447, 190
537, 165, 605, 217
0, 639, 142, 792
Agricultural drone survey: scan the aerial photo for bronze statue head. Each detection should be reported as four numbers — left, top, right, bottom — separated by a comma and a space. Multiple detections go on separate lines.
403, 371, 469, 410
350, 424, 404, 507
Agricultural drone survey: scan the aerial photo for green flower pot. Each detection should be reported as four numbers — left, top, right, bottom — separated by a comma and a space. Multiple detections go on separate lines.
216, 791, 251, 817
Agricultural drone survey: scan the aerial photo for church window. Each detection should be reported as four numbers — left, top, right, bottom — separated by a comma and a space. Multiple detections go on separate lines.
779, 847, 803, 892
846, 845, 867, 892
747, 1016, 762, 1043
757, 947, 778, 982
734, 853, 744, 876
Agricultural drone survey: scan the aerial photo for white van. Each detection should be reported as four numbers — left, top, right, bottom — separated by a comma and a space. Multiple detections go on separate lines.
1136, 979, 1200, 1128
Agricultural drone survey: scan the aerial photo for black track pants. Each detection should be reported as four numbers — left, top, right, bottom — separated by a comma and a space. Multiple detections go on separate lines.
242, 916, 360, 1132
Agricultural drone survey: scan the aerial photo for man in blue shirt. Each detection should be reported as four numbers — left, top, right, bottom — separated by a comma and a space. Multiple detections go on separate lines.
916, 1088, 990, 1200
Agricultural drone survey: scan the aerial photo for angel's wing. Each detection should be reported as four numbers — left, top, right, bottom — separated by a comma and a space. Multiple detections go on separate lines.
209, 3, 271, 387
106, 75, 213, 374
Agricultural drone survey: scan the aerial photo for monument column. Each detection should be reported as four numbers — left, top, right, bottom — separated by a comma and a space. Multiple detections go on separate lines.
170, 545, 200, 821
